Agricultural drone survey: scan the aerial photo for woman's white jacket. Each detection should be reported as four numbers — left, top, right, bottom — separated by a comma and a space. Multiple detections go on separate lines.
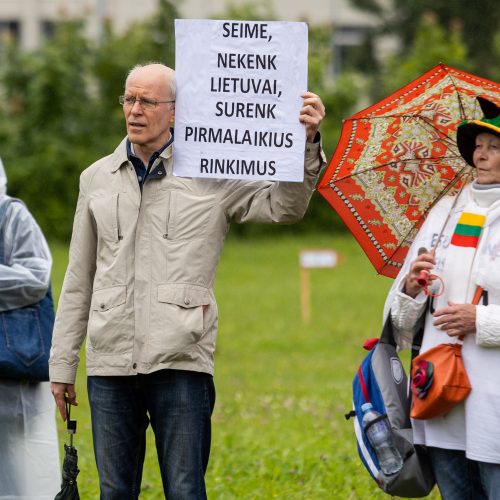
384, 183, 500, 462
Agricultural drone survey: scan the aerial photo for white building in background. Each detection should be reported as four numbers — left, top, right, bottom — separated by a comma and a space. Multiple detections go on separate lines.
0, 0, 392, 75
0, 0, 157, 50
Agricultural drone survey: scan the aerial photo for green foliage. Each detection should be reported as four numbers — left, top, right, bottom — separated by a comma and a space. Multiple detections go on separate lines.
378, 13, 469, 97
349, 0, 500, 81
395, 0, 499, 79
206, 2, 360, 237
213, 0, 277, 21
491, 31, 500, 84
0, 2, 180, 241
2, 0, 488, 242
0, 21, 95, 239
0, 0, 355, 241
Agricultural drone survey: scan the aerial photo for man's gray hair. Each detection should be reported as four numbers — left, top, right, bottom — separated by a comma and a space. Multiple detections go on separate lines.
125, 63, 176, 100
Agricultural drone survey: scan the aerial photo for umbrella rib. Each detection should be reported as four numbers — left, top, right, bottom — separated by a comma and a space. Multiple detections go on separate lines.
414, 116, 458, 149
357, 114, 459, 150
331, 154, 465, 182
388, 167, 472, 258
445, 69, 467, 120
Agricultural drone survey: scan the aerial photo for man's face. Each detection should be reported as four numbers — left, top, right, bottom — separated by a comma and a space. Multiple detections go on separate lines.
474, 132, 500, 185
123, 67, 175, 153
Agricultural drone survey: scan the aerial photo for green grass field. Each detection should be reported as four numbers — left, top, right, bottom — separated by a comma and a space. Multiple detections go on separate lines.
50, 232, 440, 499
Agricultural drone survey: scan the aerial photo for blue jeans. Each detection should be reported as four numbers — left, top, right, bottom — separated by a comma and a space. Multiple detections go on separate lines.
87, 369, 215, 500
428, 447, 500, 500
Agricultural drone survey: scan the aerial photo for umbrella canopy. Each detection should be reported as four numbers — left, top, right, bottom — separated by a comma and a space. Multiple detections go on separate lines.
54, 444, 80, 500
318, 64, 500, 278
54, 402, 80, 499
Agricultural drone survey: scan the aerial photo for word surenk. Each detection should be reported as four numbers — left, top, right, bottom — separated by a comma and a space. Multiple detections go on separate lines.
215, 101, 276, 119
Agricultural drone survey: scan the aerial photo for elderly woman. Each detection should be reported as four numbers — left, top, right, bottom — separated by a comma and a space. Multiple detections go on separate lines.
384, 97, 500, 500
0, 158, 60, 499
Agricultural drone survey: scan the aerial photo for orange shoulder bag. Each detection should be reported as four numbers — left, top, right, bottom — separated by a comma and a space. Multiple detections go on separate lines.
409, 286, 484, 420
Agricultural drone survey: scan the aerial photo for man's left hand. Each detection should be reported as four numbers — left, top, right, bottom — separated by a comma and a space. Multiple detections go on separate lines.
433, 301, 477, 337
300, 92, 326, 142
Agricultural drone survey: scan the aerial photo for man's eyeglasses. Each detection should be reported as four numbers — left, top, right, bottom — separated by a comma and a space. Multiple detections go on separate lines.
119, 95, 175, 110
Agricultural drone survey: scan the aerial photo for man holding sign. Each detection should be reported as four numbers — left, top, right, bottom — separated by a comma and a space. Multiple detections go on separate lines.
50, 53, 325, 498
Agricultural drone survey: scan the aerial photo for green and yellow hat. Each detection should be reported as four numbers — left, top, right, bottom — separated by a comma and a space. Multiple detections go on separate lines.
457, 97, 500, 166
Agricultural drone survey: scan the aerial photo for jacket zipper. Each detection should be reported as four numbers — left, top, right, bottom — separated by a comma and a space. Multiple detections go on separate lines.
116, 193, 123, 241
163, 192, 171, 239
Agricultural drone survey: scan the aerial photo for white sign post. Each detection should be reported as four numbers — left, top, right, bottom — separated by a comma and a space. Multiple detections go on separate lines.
174, 19, 308, 182
299, 249, 341, 324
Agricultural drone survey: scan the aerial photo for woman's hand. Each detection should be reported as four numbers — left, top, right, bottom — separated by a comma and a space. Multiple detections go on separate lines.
403, 249, 436, 298
433, 302, 477, 337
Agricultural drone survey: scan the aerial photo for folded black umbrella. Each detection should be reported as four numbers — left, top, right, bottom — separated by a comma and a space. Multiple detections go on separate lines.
54, 401, 80, 499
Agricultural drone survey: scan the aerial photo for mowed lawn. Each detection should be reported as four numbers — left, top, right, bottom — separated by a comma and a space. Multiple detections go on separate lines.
50, 232, 440, 499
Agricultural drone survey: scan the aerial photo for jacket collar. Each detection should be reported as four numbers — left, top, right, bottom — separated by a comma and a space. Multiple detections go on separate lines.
109, 137, 130, 173
108, 134, 174, 173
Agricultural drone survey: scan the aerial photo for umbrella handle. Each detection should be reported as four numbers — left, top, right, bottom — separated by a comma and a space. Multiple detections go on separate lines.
65, 398, 77, 441
416, 248, 430, 286
417, 269, 429, 286
416, 174, 471, 290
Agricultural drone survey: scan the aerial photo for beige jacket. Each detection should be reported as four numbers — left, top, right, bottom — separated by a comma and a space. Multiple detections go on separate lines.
49, 137, 326, 383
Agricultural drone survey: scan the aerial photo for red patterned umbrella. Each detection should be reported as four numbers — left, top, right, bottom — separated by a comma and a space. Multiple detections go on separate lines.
318, 64, 500, 278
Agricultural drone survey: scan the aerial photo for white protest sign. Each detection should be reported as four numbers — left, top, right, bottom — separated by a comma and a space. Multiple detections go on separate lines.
173, 19, 308, 182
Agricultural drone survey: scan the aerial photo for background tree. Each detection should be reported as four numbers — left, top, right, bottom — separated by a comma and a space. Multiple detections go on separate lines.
349, 0, 499, 81
0, 1, 179, 240
211, 1, 361, 236
0, 21, 93, 239
0, 0, 492, 241
376, 13, 468, 98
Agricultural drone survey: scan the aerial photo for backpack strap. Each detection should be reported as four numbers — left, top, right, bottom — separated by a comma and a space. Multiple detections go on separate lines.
379, 312, 397, 347
379, 294, 429, 360
411, 310, 426, 361
472, 285, 487, 306
408, 297, 430, 361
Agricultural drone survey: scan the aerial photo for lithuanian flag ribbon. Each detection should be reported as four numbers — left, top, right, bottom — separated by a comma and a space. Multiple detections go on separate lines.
451, 212, 486, 248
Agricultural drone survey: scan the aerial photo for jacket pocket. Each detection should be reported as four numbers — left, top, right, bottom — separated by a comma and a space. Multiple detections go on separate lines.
89, 193, 121, 243
150, 283, 210, 355
91, 285, 126, 312
167, 191, 216, 241
88, 285, 128, 352
1, 306, 44, 366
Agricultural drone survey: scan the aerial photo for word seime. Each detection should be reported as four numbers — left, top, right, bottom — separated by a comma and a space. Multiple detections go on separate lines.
215, 102, 276, 119
200, 158, 276, 176
222, 22, 269, 39
185, 126, 293, 148
217, 52, 277, 70
210, 77, 279, 95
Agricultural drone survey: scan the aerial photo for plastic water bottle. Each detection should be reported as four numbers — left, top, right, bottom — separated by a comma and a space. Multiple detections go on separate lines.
361, 402, 403, 475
